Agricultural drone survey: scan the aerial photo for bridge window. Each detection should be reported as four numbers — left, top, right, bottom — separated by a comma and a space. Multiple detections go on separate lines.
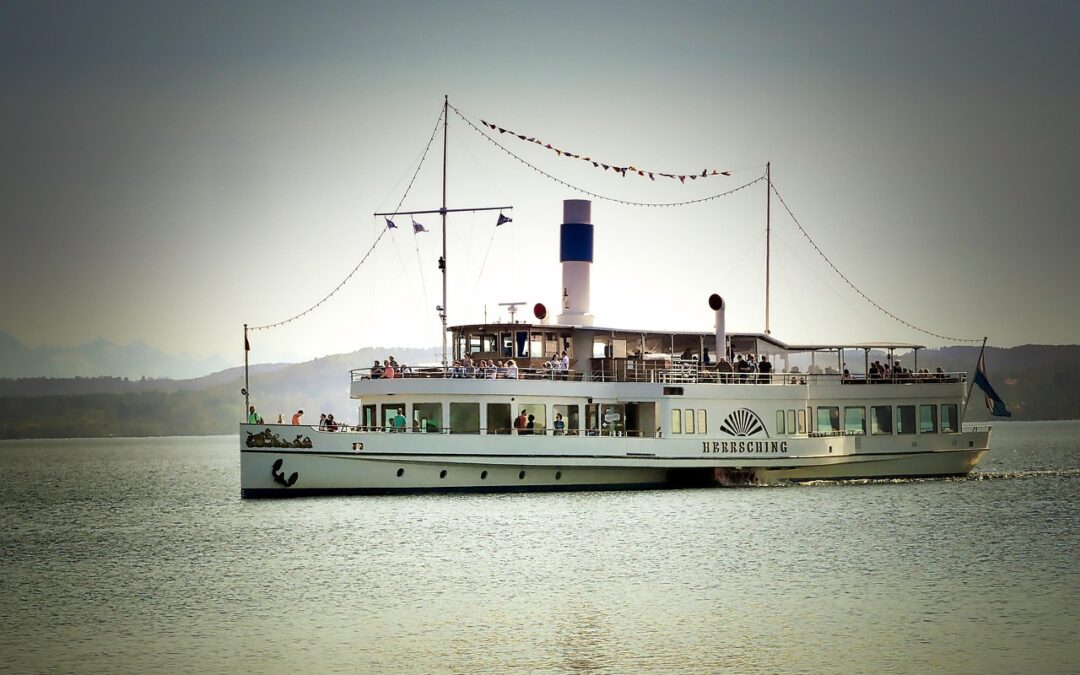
844, 407, 866, 435
450, 402, 480, 434
684, 409, 695, 435
817, 406, 840, 433
696, 410, 707, 434
776, 410, 786, 435
919, 404, 938, 434
671, 409, 683, 434
787, 410, 796, 435
796, 409, 806, 434
941, 404, 959, 433
871, 406, 893, 435
897, 405, 917, 435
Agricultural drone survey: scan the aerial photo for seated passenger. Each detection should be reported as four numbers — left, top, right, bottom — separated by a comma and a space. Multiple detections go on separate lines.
371, 360, 384, 379
383, 360, 396, 379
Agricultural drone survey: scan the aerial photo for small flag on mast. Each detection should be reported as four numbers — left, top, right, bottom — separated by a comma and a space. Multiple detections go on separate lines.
496, 212, 512, 226
972, 348, 1012, 417
385, 217, 398, 229
412, 218, 429, 233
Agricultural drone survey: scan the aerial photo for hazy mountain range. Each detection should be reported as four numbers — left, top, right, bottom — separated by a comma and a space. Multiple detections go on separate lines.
0, 331, 233, 379
0, 344, 1076, 439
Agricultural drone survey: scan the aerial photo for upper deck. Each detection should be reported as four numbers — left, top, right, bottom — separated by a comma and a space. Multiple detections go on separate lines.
351, 320, 965, 388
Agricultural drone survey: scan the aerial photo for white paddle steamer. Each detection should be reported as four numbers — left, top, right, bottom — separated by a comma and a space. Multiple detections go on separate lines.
239, 100, 991, 497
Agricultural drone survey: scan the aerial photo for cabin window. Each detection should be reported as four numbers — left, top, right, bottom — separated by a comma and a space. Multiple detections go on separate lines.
696, 409, 706, 434
844, 407, 866, 435
919, 404, 938, 434
553, 404, 579, 435
871, 406, 893, 435
941, 404, 959, 433
519, 405, 547, 435
817, 407, 840, 433
897, 405, 917, 435
796, 409, 806, 434
671, 409, 683, 434
449, 403, 480, 434
487, 403, 511, 435
413, 402, 442, 433
776, 410, 786, 435
787, 410, 796, 435
381, 404, 402, 431
684, 409, 695, 435
361, 404, 377, 430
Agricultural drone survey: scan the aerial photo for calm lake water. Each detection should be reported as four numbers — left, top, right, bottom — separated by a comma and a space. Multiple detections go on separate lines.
1, 421, 1078, 674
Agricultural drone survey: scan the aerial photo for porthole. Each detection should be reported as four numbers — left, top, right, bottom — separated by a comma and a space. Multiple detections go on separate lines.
519, 470, 526, 480
396, 468, 405, 477
481, 470, 488, 479
439, 469, 447, 479
555, 471, 562, 480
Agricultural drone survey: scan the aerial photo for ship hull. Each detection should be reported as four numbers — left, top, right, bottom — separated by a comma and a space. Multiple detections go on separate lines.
240, 424, 990, 497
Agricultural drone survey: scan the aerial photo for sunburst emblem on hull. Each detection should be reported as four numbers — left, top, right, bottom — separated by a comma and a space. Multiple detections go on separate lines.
719, 408, 767, 437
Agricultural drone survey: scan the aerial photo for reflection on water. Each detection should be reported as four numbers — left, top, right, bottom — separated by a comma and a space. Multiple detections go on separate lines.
1, 421, 1078, 674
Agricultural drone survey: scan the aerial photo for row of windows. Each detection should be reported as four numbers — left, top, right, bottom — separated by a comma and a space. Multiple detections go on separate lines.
670, 409, 708, 434
775, 404, 960, 436
361, 401, 637, 435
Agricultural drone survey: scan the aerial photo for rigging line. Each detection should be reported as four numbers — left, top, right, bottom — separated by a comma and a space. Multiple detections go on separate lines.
250, 107, 445, 332
248, 104, 442, 332
770, 181, 983, 345
449, 103, 766, 208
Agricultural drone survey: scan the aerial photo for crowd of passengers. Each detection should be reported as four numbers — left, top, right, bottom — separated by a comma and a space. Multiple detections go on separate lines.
370, 355, 411, 379
366, 351, 950, 383
447, 352, 571, 379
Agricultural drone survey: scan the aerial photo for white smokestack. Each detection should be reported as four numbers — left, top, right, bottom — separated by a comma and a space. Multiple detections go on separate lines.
556, 199, 595, 326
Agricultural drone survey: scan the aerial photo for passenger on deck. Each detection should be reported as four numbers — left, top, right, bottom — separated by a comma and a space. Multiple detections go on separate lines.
935, 366, 946, 379
680, 347, 693, 360
506, 360, 519, 379
758, 355, 772, 382
496, 360, 507, 378
247, 406, 260, 424
717, 357, 733, 383
371, 360, 384, 379
318, 413, 327, 430
554, 413, 565, 435
515, 410, 528, 434
292, 410, 304, 425
383, 360, 396, 379
391, 408, 408, 432
560, 350, 570, 371
526, 414, 536, 435
703, 347, 711, 365
451, 360, 465, 378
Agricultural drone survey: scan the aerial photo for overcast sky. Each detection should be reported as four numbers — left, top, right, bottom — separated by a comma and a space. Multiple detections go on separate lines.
1, 0, 1077, 366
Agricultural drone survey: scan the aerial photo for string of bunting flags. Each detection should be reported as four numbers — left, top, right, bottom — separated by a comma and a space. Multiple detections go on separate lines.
384, 211, 512, 232
451, 104, 764, 208
477, 118, 733, 183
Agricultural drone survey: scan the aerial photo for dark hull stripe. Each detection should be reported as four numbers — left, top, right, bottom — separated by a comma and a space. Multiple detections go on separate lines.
241, 481, 674, 499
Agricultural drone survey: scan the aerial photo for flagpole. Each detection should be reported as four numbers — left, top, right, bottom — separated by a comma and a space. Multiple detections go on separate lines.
765, 161, 771, 335
963, 336, 987, 418
440, 94, 449, 367
243, 323, 250, 417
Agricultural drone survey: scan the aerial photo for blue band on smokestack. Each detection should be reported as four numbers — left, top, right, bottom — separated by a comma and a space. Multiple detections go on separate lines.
560, 223, 593, 262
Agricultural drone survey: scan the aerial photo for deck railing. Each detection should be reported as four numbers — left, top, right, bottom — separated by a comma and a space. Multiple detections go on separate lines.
349, 365, 966, 386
